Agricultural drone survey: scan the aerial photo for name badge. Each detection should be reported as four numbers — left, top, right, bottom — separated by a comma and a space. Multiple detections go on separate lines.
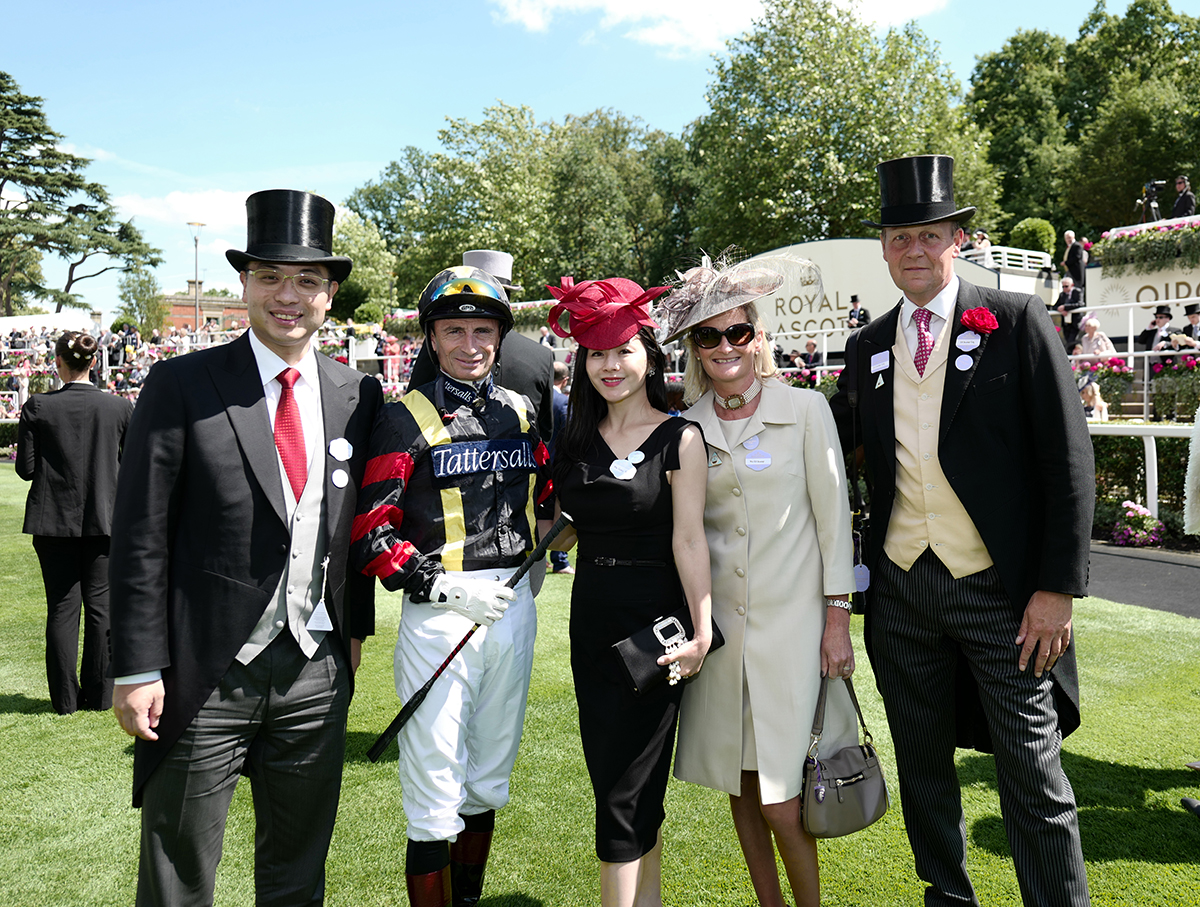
870, 351, 890, 374
956, 331, 981, 351
431, 440, 536, 478
745, 451, 772, 471
954, 354, 974, 372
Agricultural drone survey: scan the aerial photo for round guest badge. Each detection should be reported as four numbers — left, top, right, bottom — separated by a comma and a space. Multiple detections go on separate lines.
331, 468, 349, 488
745, 451, 772, 471
627, 451, 645, 465
743, 435, 760, 451
328, 438, 353, 461
610, 459, 636, 480
954, 354, 974, 371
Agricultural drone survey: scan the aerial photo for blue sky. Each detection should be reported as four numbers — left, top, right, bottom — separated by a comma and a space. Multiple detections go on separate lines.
3, 0, 1167, 320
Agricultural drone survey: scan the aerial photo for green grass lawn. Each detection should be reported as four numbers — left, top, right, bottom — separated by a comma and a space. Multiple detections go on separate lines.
0, 462, 1197, 905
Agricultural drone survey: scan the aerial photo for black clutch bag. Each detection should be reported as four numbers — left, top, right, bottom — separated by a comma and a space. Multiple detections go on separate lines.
611, 605, 725, 696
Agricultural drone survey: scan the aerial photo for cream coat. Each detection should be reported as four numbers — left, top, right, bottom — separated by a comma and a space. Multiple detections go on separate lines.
674, 378, 859, 804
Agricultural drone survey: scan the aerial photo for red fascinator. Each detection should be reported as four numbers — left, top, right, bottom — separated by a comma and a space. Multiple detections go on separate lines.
546, 277, 669, 350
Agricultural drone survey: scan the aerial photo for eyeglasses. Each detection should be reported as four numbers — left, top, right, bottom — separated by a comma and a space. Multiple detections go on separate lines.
246, 268, 331, 297
691, 323, 756, 349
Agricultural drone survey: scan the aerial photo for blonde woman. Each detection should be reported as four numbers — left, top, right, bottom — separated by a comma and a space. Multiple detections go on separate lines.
658, 256, 859, 907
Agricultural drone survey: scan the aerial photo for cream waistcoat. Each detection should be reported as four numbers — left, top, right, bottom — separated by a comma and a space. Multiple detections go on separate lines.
885, 315, 993, 577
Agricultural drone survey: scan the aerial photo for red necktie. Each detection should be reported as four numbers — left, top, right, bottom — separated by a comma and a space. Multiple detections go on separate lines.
275, 368, 307, 501
913, 307, 934, 377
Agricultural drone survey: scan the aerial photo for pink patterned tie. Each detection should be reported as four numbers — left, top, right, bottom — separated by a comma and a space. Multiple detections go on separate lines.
275, 368, 307, 501
913, 307, 934, 377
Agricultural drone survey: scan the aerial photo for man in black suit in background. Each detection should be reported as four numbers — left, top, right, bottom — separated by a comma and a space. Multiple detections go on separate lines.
109, 190, 383, 906
847, 294, 871, 329
1172, 176, 1195, 219
831, 156, 1093, 907
1054, 276, 1085, 349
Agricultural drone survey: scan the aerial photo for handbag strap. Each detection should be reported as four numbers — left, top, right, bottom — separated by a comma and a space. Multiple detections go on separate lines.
807, 675, 874, 759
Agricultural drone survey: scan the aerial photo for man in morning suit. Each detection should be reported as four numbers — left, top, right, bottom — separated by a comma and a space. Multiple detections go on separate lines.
109, 189, 384, 906
830, 156, 1093, 906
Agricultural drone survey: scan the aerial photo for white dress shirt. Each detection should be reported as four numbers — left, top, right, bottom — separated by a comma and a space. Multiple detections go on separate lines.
899, 276, 961, 358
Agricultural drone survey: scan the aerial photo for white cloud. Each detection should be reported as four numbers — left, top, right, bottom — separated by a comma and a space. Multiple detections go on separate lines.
490, 0, 951, 54
111, 189, 249, 233
490, 0, 764, 54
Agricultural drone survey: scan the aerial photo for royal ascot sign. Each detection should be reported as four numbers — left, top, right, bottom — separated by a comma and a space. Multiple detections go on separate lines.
1088, 266, 1200, 319
750, 238, 1000, 339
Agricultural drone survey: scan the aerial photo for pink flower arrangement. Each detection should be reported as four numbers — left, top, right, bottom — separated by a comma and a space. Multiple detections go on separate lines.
1111, 500, 1163, 547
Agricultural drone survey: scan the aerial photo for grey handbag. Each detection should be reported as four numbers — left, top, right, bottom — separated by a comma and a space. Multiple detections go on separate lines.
800, 675, 889, 838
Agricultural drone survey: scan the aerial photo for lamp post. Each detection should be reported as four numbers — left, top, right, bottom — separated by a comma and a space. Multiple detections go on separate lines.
187, 221, 205, 336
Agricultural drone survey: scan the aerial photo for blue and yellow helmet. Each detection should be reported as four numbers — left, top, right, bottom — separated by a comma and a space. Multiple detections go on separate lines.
417, 266, 512, 335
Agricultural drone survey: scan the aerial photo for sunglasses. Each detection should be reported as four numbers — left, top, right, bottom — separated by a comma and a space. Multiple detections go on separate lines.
691, 322, 756, 349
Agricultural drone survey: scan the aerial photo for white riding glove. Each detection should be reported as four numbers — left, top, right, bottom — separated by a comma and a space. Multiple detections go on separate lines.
429, 575, 515, 626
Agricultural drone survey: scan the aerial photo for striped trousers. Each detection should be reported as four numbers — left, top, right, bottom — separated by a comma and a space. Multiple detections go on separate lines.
872, 550, 1090, 907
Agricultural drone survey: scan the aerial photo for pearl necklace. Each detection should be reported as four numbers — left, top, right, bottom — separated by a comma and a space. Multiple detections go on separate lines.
714, 380, 762, 411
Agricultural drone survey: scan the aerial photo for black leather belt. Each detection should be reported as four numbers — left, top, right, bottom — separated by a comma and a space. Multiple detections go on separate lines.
586, 556, 669, 568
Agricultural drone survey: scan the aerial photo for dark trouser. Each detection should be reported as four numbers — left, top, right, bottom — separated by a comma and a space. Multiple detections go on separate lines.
32, 535, 112, 714
137, 632, 349, 907
549, 550, 570, 571
872, 550, 1089, 907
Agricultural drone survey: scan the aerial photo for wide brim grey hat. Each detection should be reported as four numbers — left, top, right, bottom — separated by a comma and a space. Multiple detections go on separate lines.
226, 189, 352, 284
863, 155, 976, 229
463, 249, 523, 293
654, 252, 820, 344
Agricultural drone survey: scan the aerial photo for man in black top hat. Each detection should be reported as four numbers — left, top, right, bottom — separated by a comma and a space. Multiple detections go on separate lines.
831, 155, 1093, 906
1138, 305, 1176, 356
110, 189, 383, 906
847, 294, 871, 329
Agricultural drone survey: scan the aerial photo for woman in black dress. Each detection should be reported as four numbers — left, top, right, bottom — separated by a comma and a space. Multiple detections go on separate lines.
17, 331, 133, 713
542, 277, 713, 907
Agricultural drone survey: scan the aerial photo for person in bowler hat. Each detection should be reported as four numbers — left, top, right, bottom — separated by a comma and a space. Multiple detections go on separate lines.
109, 189, 384, 905
830, 155, 1093, 906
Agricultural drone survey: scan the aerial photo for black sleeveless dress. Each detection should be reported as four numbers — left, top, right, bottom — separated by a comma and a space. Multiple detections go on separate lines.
553, 417, 700, 863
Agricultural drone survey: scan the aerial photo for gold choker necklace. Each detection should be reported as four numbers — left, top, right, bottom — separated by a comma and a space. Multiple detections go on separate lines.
714, 381, 762, 410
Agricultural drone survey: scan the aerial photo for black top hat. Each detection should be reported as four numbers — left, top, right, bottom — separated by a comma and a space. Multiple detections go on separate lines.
863, 155, 976, 229
226, 190, 352, 284
850, 294, 860, 304
1154, 305, 1172, 316
1184, 303, 1199, 316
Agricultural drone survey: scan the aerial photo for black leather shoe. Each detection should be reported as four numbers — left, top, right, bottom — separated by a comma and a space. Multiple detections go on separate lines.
1181, 797, 1200, 818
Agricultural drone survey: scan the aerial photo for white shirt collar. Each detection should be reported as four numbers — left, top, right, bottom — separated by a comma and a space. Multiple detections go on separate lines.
247, 330, 319, 389
902, 275, 960, 329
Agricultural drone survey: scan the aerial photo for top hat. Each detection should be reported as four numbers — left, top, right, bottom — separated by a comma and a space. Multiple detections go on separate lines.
850, 294, 860, 304
1184, 303, 1199, 316
463, 250, 523, 293
863, 155, 976, 229
226, 190, 352, 283
1154, 305, 1172, 317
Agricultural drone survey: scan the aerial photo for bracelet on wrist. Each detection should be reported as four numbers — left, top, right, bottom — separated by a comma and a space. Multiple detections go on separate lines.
826, 598, 853, 612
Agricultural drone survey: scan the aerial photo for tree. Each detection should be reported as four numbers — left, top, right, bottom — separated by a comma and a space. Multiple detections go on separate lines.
1061, 75, 1198, 235
967, 30, 1071, 238
346, 103, 688, 304
966, 1, 1200, 239
690, 0, 999, 256
0, 71, 91, 316
0, 70, 163, 315
331, 210, 397, 321
113, 266, 169, 338
46, 192, 163, 312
